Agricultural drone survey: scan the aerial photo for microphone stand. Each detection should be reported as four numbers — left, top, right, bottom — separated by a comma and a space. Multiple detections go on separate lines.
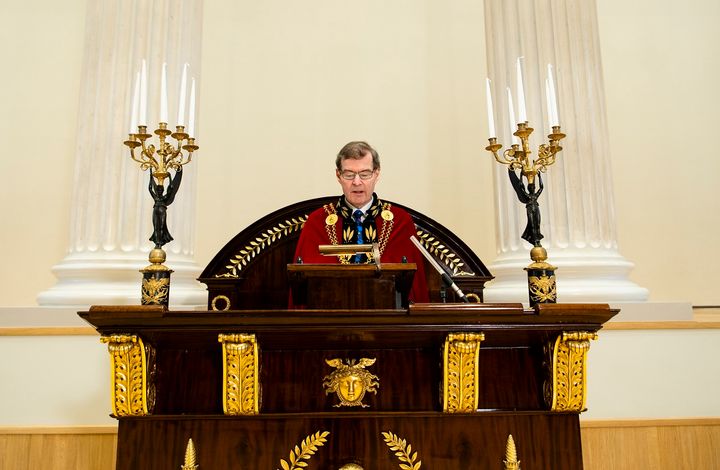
410, 236, 469, 303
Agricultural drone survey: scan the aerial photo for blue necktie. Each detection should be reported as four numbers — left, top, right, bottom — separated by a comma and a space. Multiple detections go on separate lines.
353, 209, 363, 263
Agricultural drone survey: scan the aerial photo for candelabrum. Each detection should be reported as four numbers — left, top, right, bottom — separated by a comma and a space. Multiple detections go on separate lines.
123, 122, 199, 306
485, 122, 565, 306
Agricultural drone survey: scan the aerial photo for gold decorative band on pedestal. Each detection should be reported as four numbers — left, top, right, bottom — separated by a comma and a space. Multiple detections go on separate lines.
544, 331, 598, 412
218, 333, 259, 415
100, 334, 154, 417
443, 332, 485, 413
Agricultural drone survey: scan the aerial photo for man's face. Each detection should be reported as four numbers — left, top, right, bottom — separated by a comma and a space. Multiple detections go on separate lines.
336, 153, 379, 208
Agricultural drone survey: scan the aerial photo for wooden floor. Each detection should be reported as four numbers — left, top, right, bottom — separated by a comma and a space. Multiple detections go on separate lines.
1, 420, 719, 469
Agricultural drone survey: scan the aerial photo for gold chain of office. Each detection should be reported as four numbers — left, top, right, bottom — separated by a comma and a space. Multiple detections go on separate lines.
323, 203, 394, 264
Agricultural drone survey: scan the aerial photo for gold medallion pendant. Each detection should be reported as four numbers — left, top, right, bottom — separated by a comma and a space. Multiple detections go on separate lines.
325, 213, 338, 226
381, 209, 394, 221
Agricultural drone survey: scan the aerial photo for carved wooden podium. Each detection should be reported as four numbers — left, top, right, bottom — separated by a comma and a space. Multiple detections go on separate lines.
80, 198, 616, 469
81, 303, 614, 469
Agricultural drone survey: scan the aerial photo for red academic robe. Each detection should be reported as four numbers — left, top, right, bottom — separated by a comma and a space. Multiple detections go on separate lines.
293, 196, 430, 303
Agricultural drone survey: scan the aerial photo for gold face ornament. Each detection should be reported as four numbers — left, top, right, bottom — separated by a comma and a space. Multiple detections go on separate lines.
323, 358, 379, 407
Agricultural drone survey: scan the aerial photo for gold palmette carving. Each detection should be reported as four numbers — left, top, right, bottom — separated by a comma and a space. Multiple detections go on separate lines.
216, 216, 308, 278
323, 358, 379, 407
544, 331, 599, 412
381, 431, 422, 469
181, 438, 199, 469
416, 229, 474, 276
100, 334, 153, 417
276, 431, 330, 470
443, 332, 485, 413
218, 333, 259, 415
504, 434, 520, 470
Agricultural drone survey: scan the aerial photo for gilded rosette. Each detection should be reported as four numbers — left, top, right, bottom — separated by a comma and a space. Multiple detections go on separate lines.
443, 332, 485, 413
544, 331, 598, 411
218, 333, 259, 415
100, 334, 153, 417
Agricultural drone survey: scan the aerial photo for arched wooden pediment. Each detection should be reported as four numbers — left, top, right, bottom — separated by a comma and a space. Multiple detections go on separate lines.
198, 196, 493, 310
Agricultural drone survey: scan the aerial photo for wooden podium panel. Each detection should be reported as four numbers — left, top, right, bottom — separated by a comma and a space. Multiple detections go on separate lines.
80, 303, 615, 469
116, 413, 582, 469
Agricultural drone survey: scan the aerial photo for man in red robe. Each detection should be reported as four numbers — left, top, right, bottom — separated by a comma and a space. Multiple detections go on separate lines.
293, 141, 429, 303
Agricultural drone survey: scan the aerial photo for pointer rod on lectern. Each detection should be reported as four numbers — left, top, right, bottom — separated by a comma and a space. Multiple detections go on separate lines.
410, 235, 469, 302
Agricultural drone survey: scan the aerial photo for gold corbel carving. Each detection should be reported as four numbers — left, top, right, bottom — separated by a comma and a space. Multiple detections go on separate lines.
100, 334, 154, 417
544, 331, 598, 411
443, 332, 485, 413
218, 333, 259, 415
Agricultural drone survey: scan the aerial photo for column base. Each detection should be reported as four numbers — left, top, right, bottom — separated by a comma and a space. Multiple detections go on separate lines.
484, 248, 649, 305
37, 251, 207, 309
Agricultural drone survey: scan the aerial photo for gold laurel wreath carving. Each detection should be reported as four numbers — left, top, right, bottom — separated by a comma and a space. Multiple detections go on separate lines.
416, 230, 473, 276
381, 431, 422, 470
142, 277, 170, 304
529, 274, 557, 302
276, 431, 330, 470
216, 216, 308, 278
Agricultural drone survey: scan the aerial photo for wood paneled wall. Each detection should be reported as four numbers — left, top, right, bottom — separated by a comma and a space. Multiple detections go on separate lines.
0, 428, 116, 470
2, 420, 719, 469
581, 419, 720, 470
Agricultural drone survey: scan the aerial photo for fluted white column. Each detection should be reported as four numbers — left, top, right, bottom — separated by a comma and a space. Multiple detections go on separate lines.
38, 0, 206, 308
483, 0, 648, 303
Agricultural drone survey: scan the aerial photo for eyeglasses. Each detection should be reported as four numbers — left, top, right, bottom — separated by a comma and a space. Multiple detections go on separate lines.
339, 169, 376, 180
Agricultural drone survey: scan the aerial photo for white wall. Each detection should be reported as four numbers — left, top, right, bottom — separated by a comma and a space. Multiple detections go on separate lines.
597, 0, 720, 305
1, 0, 718, 308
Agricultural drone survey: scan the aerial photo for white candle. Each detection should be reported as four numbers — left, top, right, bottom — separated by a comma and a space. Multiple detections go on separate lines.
486, 78, 496, 138
507, 87, 519, 144
139, 59, 147, 126
160, 62, 168, 123
545, 78, 553, 129
516, 57, 527, 123
547, 64, 559, 127
177, 63, 188, 126
187, 78, 196, 136
130, 71, 140, 133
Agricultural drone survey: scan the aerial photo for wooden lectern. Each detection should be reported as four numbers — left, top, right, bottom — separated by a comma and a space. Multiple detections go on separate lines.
80, 197, 616, 469
288, 263, 417, 309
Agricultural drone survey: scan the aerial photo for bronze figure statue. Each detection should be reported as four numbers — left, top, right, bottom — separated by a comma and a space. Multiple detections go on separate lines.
149, 167, 183, 248
508, 168, 544, 247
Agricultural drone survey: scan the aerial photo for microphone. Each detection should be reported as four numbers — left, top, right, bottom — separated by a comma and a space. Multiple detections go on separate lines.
409, 235, 469, 302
